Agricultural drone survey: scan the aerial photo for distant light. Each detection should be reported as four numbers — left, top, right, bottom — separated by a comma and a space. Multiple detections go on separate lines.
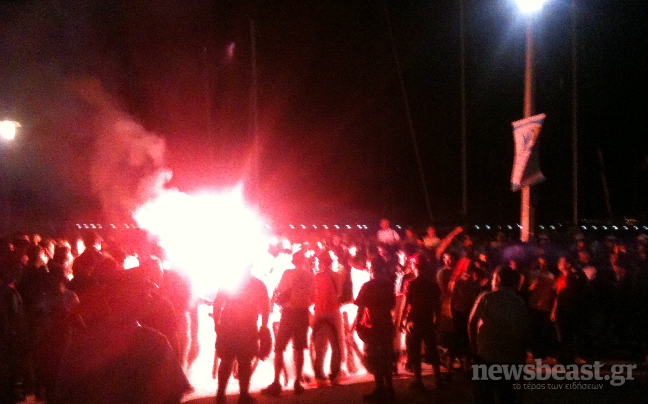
357, 224, 362, 229
485, 225, 491, 230
550, 225, 555, 230
0, 120, 19, 141
90, 224, 96, 229
124, 224, 130, 229
602, 226, 608, 230
289, 224, 295, 229
312, 225, 317, 229
346, 225, 351, 229
475, 225, 480, 230
226, 42, 235, 60
644, 226, 648, 230
517, 224, 522, 229
396, 225, 401, 229
111, 224, 117, 229
363, 225, 368, 229
97, 224, 103, 229
323, 225, 328, 229
76, 224, 81, 229
300, 224, 306, 229
623, 226, 629, 230
334, 225, 340, 229
507, 225, 513, 230
634, 226, 639, 230
581, 226, 587, 230
613, 226, 618, 230
514, 0, 547, 14
592, 226, 597, 230
539, 225, 545, 230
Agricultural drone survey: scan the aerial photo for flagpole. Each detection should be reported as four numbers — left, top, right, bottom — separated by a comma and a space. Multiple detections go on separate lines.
520, 17, 534, 242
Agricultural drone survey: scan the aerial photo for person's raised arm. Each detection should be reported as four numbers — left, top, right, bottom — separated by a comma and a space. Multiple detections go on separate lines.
435, 226, 464, 260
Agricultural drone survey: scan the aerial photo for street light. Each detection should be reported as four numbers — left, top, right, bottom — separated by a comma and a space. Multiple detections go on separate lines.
515, 0, 547, 242
515, 0, 547, 14
0, 120, 20, 141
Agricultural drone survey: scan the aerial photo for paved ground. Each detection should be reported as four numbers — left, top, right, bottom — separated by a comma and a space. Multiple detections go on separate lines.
182, 362, 648, 404
18, 359, 648, 404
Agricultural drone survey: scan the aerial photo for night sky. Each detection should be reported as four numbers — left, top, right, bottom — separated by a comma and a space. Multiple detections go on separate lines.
1, 0, 647, 230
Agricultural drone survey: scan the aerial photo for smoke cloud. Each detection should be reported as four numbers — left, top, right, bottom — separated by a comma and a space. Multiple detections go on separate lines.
71, 78, 171, 222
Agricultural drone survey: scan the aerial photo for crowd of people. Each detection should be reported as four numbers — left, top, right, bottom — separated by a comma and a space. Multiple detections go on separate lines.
2, 218, 648, 404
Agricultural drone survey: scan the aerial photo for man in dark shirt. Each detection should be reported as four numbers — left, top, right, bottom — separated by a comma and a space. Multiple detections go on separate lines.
469, 266, 531, 404
213, 266, 270, 404
354, 262, 396, 402
54, 278, 191, 404
403, 262, 444, 390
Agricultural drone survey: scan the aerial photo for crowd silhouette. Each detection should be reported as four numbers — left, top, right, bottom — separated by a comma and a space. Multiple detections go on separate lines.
1, 220, 647, 404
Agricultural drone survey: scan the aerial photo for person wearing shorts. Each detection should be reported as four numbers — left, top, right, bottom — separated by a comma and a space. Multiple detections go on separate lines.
262, 251, 315, 396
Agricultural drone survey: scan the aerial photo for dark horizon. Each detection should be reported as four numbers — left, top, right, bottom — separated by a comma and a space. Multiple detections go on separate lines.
1, 0, 647, 232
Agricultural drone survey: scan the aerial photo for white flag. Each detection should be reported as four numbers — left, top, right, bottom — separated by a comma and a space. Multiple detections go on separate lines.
511, 113, 546, 191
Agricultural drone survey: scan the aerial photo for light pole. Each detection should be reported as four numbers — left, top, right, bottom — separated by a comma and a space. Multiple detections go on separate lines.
515, 0, 547, 242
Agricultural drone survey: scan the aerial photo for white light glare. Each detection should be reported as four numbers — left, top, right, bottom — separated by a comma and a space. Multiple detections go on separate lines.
515, 0, 547, 14
0, 120, 19, 141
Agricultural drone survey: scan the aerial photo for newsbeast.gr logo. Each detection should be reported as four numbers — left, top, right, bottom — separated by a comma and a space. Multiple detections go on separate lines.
472, 360, 637, 387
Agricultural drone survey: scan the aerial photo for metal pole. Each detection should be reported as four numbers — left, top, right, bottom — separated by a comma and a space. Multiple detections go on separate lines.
520, 17, 534, 242
571, 0, 579, 226
250, 19, 260, 200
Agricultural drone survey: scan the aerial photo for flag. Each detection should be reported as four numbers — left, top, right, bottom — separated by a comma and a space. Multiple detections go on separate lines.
511, 113, 546, 191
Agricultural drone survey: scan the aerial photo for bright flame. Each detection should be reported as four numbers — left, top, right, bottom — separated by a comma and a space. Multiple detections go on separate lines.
133, 185, 268, 297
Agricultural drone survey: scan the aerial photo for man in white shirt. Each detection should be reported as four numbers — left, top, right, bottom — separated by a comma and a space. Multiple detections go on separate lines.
376, 218, 400, 246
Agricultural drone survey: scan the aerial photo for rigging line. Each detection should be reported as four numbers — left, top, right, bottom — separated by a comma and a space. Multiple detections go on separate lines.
382, 1, 433, 222
460, 0, 468, 218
